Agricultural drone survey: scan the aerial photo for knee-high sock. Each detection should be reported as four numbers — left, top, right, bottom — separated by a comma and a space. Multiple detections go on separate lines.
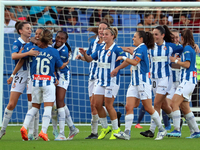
99, 117, 108, 129
151, 111, 165, 132
58, 107, 65, 135
172, 110, 181, 131
185, 112, 199, 133
137, 106, 145, 124
34, 110, 39, 136
111, 119, 118, 130
42, 106, 52, 134
91, 114, 98, 134
1, 108, 13, 131
28, 101, 34, 135
162, 111, 170, 127
103, 106, 109, 116
23, 107, 39, 129
125, 114, 133, 132
51, 104, 58, 131
64, 105, 74, 131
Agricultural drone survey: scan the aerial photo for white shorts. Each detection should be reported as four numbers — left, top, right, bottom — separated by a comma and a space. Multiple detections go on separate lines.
88, 79, 98, 97
175, 80, 196, 102
126, 83, 152, 100
57, 76, 70, 90
166, 81, 179, 99
10, 70, 28, 93
26, 76, 32, 94
32, 84, 56, 104
94, 84, 119, 98
152, 76, 172, 95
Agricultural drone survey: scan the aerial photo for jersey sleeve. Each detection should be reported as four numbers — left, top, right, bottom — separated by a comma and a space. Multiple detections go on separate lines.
115, 47, 126, 57
91, 50, 98, 60
11, 42, 20, 53
54, 50, 63, 68
135, 47, 144, 60
86, 40, 94, 55
184, 46, 192, 62
169, 43, 183, 54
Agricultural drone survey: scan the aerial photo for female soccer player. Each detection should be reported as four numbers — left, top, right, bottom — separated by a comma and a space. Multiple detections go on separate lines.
20, 29, 68, 141
167, 29, 200, 138
140, 25, 183, 138
79, 27, 126, 140
0, 22, 39, 140
111, 31, 166, 140
76, 22, 110, 139
6, 27, 45, 140
52, 31, 79, 141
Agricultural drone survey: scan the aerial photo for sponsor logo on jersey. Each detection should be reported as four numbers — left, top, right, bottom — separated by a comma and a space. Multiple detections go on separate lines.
34, 74, 51, 80
193, 71, 197, 77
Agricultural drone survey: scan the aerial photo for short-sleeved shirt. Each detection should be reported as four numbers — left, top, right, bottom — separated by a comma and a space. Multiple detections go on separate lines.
180, 45, 197, 84
91, 42, 126, 87
131, 43, 151, 86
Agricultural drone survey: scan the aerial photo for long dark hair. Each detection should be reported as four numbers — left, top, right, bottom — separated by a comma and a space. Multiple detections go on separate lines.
181, 29, 195, 48
15, 21, 30, 35
56, 30, 71, 53
155, 25, 174, 43
137, 31, 154, 49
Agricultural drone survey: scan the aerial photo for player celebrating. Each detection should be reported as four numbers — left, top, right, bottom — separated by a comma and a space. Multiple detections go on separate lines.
20, 29, 68, 141
52, 31, 79, 141
79, 27, 126, 140
167, 29, 200, 138
0, 21, 38, 140
111, 31, 166, 140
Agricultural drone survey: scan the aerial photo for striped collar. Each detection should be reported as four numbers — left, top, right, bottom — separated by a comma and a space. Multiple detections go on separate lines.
102, 42, 116, 51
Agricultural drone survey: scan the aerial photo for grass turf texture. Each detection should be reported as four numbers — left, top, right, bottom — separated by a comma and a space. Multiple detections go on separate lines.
0, 126, 199, 150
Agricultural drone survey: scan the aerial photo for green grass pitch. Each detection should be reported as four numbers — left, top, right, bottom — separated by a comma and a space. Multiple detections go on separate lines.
0, 125, 199, 150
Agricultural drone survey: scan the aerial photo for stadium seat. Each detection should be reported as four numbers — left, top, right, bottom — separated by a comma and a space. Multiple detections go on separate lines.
78, 14, 90, 26
119, 14, 141, 32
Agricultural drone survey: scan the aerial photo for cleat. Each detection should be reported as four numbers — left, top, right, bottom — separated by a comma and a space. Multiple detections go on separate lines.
114, 131, 130, 140
140, 130, 154, 138
54, 134, 67, 141
85, 133, 98, 139
98, 126, 111, 139
67, 127, 79, 140
155, 130, 167, 140
166, 130, 181, 138
28, 134, 34, 141
135, 124, 143, 129
109, 128, 121, 140
20, 126, 28, 141
53, 129, 59, 139
165, 125, 171, 131
39, 130, 49, 141
186, 132, 200, 139
117, 112, 122, 127
0, 129, 6, 140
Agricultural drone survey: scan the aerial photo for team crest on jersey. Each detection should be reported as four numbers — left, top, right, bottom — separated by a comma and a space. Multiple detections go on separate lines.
12, 45, 18, 50
107, 51, 111, 56
12, 83, 16, 88
164, 46, 167, 50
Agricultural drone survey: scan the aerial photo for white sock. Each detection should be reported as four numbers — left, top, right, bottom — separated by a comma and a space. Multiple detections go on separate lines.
91, 114, 98, 134
1, 108, 13, 131
103, 106, 109, 116
34, 110, 39, 135
167, 112, 173, 119
64, 105, 74, 129
28, 101, 34, 135
172, 110, 181, 131
185, 112, 199, 133
151, 111, 164, 132
58, 107, 65, 135
99, 117, 108, 129
149, 119, 157, 133
111, 119, 118, 130
51, 104, 58, 131
125, 114, 133, 132
23, 107, 39, 129
184, 115, 194, 135
42, 106, 52, 134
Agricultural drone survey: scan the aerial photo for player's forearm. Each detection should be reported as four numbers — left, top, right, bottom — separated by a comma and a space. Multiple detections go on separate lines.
83, 54, 93, 62
12, 59, 25, 75
12, 52, 30, 60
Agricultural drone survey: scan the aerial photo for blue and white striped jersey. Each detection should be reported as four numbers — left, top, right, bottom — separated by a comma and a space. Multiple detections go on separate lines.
23, 45, 63, 87
180, 45, 197, 84
172, 68, 180, 82
91, 42, 126, 87
86, 36, 105, 80
52, 42, 70, 81
131, 43, 151, 86
150, 41, 183, 79
12, 37, 28, 71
